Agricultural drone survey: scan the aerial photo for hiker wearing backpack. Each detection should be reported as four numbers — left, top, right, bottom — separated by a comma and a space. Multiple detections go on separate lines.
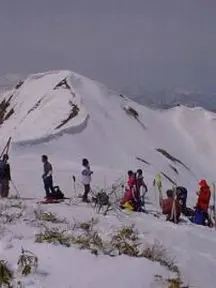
176, 186, 188, 214
194, 179, 213, 227
41, 155, 55, 198
81, 158, 93, 203
0, 154, 11, 198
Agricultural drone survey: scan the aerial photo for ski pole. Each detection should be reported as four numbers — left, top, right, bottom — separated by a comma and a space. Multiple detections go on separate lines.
72, 175, 77, 195
0, 137, 12, 159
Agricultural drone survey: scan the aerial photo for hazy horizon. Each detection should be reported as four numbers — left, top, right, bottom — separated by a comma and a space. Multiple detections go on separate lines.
0, 0, 216, 93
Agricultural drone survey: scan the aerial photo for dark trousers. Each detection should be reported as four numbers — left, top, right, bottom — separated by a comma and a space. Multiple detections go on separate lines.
43, 176, 54, 197
0, 179, 10, 197
83, 184, 90, 201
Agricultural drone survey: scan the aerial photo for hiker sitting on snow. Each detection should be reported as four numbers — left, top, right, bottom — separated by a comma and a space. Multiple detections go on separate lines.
81, 158, 93, 203
160, 189, 181, 223
120, 170, 141, 212
41, 155, 55, 198
0, 154, 11, 198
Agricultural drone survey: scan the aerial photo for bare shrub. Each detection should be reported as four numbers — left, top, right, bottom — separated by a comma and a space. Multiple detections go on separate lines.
0, 260, 13, 287
17, 248, 38, 276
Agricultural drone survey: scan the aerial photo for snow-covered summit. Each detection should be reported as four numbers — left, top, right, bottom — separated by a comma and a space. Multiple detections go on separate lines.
1, 70, 216, 178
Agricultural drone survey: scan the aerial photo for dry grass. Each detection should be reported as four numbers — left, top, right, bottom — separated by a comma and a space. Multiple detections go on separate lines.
141, 242, 179, 274
35, 210, 66, 224
0, 260, 13, 287
35, 227, 72, 247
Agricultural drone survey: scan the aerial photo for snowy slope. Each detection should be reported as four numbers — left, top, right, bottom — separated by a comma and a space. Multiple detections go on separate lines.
0, 70, 216, 287
1, 70, 215, 198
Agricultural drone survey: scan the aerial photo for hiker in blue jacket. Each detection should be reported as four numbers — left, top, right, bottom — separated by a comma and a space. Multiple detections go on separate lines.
41, 155, 55, 198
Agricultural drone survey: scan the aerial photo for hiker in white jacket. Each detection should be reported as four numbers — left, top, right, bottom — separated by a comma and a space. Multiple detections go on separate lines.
81, 158, 93, 202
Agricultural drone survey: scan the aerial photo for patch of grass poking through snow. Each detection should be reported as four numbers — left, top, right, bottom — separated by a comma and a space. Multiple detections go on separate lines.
55, 100, 80, 130
156, 148, 190, 171
0, 97, 14, 125
136, 156, 150, 165
154, 275, 188, 288
35, 210, 66, 224
17, 248, 38, 276
35, 226, 73, 247
0, 260, 13, 287
71, 218, 103, 254
35, 220, 185, 283
110, 225, 140, 257
123, 106, 146, 129
141, 241, 179, 274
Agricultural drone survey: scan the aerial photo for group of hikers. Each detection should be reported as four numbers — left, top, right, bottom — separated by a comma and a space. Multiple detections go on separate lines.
0, 154, 93, 203
119, 169, 214, 227
0, 153, 214, 227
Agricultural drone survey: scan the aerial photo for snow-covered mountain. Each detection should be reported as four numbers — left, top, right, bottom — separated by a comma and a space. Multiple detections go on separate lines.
0, 70, 216, 288
131, 89, 216, 112
1, 70, 216, 188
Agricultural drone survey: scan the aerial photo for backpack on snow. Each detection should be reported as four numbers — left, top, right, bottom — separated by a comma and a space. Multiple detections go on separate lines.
52, 186, 65, 199
191, 210, 205, 225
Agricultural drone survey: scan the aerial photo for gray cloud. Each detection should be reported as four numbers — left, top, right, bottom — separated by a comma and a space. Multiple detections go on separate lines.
0, 0, 216, 92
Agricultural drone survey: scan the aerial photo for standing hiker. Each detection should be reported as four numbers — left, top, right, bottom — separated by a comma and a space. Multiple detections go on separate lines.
41, 155, 55, 198
176, 186, 188, 214
0, 154, 11, 198
136, 169, 148, 208
81, 158, 93, 202
194, 179, 213, 227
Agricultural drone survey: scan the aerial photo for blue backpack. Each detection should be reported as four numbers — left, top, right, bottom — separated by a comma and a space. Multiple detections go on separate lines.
191, 210, 205, 225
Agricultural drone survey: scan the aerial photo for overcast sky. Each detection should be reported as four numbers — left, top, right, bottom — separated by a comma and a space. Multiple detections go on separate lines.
0, 0, 216, 93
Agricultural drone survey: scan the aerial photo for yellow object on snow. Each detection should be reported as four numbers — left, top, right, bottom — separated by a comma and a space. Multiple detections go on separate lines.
155, 173, 162, 189
122, 201, 134, 211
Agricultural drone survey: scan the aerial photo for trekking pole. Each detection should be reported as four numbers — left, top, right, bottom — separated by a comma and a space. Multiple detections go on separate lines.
72, 175, 77, 195
11, 179, 21, 198
0, 137, 12, 159
212, 182, 216, 229
170, 169, 177, 224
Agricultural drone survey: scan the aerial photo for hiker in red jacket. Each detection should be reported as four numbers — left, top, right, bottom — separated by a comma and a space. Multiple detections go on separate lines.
195, 179, 213, 226
160, 189, 181, 223
196, 179, 211, 212
120, 171, 139, 211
